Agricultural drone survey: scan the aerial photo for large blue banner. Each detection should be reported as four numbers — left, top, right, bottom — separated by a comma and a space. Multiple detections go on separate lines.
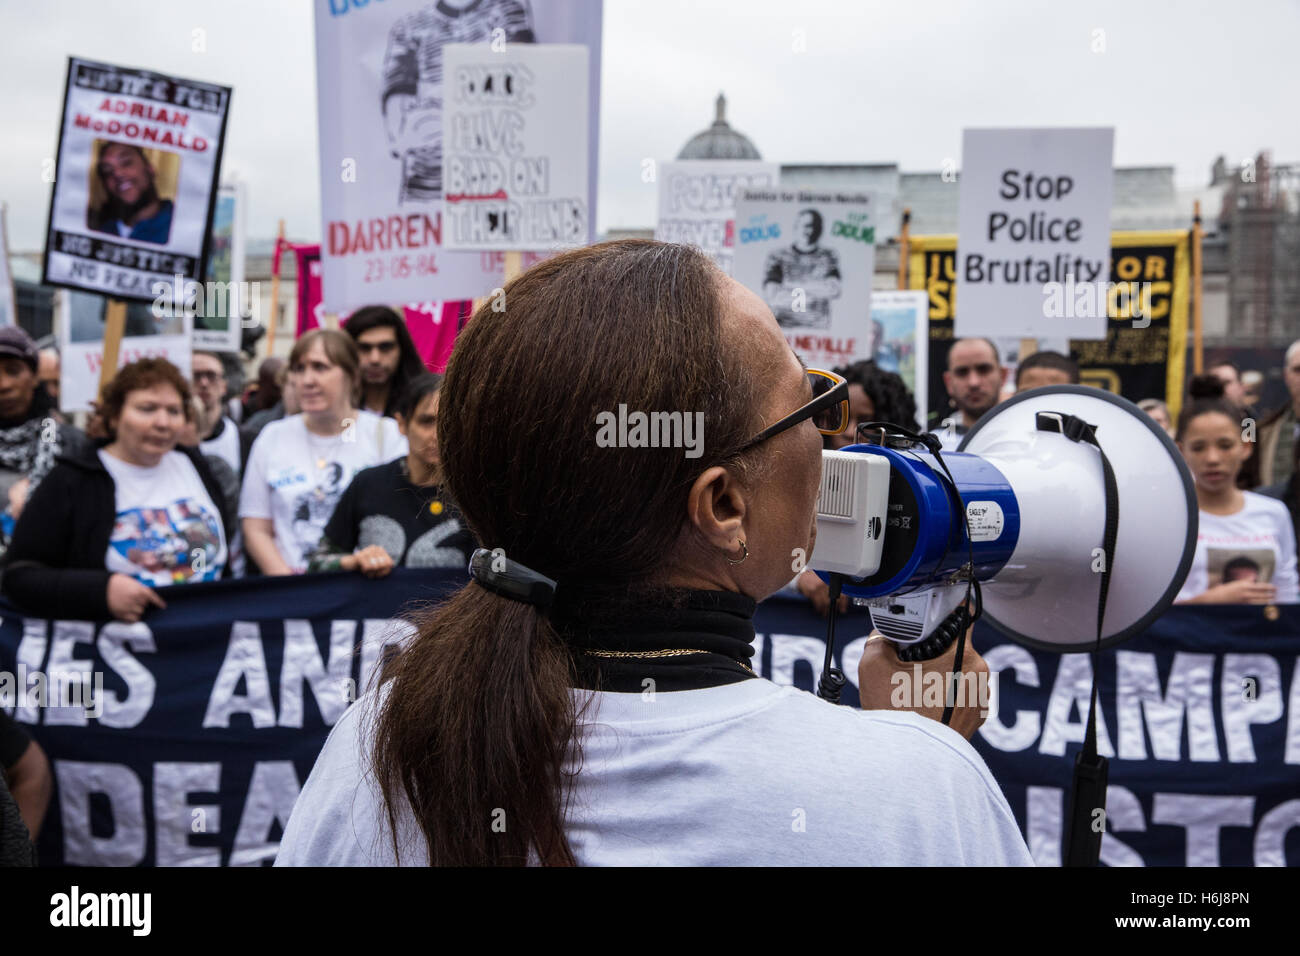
2, 571, 1297, 866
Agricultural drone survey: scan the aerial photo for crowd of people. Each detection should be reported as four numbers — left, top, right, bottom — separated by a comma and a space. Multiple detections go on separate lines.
0, 314, 1295, 627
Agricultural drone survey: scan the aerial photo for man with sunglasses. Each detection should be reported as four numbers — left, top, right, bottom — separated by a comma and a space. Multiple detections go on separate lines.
934, 338, 1008, 451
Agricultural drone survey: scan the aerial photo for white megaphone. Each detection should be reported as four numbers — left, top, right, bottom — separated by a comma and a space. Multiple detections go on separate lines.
811, 385, 1198, 659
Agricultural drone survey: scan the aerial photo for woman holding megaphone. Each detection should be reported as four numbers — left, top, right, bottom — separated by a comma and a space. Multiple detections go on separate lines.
276, 241, 1031, 867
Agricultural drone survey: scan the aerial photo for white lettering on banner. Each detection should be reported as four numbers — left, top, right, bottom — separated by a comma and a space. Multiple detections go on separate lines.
230, 761, 301, 867
14, 619, 48, 724
1100, 785, 1146, 867
1289, 664, 1300, 765
1152, 794, 1255, 867
1222, 654, 1284, 762
359, 618, 417, 696
279, 619, 355, 728
982, 647, 1300, 764
979, 644, 1041, 752
52, 758, 304, 866
204, 622, 276, 729
96, 622, 156, 729
1255, 799, 1300, 866
1038, 652, 1115, 758
42, 621, 95, 727
154, 762, 221, 867
56, 760, 147, 867
1116, 651, 1219, 762
1029, 785, 1294, 866
767, 634, 829, 689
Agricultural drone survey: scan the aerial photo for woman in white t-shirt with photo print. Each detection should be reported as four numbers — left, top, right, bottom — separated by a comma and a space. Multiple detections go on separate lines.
1175, 375, 1299, 604
240, 329, 406, 575
1, 358, 232, 623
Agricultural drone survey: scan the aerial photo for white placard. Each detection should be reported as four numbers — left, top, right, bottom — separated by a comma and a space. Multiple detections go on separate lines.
732, 188, 878, 369
955, 127, 1114, 340
870, 290, 930, 428
42, 57, 231, 303
313, 0, 603, 312
0, 205, 14, 328
441, 43, 589, 251
192, 183, 245, 352
59, 290, 193, 413
655, 160, 780, 275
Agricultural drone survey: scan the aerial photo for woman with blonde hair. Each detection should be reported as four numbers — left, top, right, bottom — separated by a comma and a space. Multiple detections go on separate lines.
239, 329, 405, 575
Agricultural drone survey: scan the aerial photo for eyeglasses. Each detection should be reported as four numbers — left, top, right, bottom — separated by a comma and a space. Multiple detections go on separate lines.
739, 368, 849, 453
192, 370, 224, 384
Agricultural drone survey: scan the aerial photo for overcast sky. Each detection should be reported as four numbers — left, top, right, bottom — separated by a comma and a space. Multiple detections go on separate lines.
2, 0, 1297, 250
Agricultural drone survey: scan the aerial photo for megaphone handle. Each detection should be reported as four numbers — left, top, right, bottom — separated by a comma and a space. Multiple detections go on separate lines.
894, 604, 970, 662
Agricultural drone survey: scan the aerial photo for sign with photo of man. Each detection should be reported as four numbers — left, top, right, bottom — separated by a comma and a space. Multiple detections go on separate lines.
314, 0, 603, 313
42, 57, 232, 303
732, 188, 877, 368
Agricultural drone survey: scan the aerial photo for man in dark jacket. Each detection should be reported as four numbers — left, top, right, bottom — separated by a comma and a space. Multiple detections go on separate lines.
0, 327, 88, 559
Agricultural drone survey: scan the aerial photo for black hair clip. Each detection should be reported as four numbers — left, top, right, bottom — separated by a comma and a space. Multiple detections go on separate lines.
468, 548, 557, 609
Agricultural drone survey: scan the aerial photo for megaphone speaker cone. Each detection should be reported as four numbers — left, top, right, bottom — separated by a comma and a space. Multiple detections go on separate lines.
960, 385, 1198, 652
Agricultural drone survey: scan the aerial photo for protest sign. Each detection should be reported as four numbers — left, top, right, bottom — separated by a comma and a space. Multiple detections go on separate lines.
0, 204, 15, 327
869, 290, 929, 427
291, 243, 322, 337
193, 183, 245, 353
910, 231, 1190, 426
58, 289, 192, 412
732, 188, 877, 369
442, 44, 589, 251
955, 128, 1114, 340
4, 570, 1295, 866
42, 57, 231, 304
313, 0, 603, 311
654, 160, 779, 275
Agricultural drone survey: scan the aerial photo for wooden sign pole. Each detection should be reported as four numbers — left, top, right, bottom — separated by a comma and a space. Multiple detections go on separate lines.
98, 298, 128, 398
266, 219, 285, 358
1192, 200, 1204, 375
896, 208, 911, 291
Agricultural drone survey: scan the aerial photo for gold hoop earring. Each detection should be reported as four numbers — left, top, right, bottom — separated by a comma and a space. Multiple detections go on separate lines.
725, 540, 748, 565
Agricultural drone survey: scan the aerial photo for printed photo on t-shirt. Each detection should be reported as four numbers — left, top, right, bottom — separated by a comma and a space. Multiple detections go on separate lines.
110, 497, 223, 584
290, 460, 348, 566
1206, 547, 1277, 587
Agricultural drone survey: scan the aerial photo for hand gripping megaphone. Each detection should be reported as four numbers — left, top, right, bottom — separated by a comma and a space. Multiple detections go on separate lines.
812, 385, 1197, 656
810, 385, 1198, 867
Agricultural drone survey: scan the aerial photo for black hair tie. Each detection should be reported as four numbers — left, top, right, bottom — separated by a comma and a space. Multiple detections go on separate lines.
468, 548, 557, 609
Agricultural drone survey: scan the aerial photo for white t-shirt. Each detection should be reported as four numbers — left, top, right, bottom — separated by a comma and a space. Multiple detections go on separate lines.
239, 413, 407, 573
275, 679, 1033, 867
99, 449, 227, 585
200, 416, 242, 478
1175, 491, 1300, 603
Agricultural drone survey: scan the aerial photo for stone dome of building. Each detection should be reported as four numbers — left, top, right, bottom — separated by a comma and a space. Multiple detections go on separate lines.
676, 93, 762, 160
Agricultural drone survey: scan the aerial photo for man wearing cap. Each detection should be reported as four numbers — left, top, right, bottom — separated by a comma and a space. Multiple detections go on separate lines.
0, 328, 87, 552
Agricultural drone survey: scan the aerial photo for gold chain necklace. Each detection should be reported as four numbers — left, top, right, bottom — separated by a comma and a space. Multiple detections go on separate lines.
581, 647, 756, 677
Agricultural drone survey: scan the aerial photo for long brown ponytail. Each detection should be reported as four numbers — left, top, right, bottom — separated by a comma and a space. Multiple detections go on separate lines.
370, 240, 763, 865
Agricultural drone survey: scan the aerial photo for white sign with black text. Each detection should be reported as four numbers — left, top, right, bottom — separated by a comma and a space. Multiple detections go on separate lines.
655, 160, 780, 275
441, 43, 589, 251
955, 127, 1114, 340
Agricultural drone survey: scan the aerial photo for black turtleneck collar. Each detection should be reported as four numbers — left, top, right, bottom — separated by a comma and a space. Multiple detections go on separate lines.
560, 588, 759, 693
